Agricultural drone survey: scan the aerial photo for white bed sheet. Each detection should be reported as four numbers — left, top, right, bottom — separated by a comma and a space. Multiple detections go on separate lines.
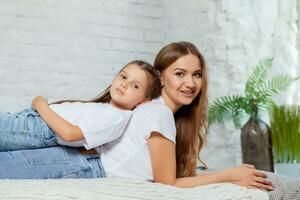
0, 178, 268, 200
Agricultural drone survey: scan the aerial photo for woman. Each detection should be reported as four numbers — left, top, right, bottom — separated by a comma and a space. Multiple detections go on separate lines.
147, 41, 273, 190
0, 42, 272, 191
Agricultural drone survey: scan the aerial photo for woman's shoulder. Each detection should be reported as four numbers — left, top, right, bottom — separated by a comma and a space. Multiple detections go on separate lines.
130, 98, 176, 142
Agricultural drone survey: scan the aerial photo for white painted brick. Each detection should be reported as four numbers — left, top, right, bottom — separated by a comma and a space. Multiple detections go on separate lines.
45, 0, 100, 9
128, 0, 162, 6
144, 30, 165, 42
88, 25, 144, 40
103, 1, 163, 18
0, 2, 15, 15
0, 15, 14, 28
11, 3, 47, 18
15, 0, 46, 5
17, 32, 112, 51
112, 39, 162, 54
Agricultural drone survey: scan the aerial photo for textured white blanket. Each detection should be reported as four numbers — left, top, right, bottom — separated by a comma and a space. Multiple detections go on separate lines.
0, 178, 268, 200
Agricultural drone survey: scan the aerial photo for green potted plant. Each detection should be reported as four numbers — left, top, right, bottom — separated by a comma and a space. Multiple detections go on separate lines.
270, 104, 300, 177
208, 58, 299, 171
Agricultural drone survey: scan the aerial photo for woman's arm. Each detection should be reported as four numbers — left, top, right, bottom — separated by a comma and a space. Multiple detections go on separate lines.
147, 132, 273, 190
31, 96, 84, 142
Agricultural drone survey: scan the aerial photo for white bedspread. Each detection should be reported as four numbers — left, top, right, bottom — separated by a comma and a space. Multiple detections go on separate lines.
0, 178, 268, 200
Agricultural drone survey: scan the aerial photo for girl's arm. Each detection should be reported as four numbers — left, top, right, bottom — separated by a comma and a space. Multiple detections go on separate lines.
147, 132, 273, 190
31, 96, 84, 142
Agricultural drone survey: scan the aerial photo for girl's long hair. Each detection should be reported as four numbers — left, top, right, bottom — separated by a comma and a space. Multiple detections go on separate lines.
154, 42, 208, 178
52, 60, 162, 106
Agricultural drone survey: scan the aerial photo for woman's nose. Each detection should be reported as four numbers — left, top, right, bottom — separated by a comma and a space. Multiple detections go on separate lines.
185, 76, 195, 88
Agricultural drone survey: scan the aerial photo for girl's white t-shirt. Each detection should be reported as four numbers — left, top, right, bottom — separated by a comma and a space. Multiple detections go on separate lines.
99, 97, 176, 180
49, 102, 132, 150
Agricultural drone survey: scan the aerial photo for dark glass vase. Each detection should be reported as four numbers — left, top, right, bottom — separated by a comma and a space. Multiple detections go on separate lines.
241, 117, 274, 172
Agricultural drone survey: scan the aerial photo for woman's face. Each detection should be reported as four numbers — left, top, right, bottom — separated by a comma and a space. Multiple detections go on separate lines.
160, 54, 202, 112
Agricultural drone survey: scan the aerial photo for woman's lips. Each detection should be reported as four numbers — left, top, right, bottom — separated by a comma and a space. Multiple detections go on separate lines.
180, 90, 194, 97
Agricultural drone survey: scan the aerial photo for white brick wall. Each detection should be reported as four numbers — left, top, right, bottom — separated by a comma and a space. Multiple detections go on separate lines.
0, 0, 165, 111
0, 0, 299, 169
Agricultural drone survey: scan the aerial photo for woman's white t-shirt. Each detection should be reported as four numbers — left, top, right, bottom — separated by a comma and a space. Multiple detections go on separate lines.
99, 97, 176, 180
49, 102, 132, 150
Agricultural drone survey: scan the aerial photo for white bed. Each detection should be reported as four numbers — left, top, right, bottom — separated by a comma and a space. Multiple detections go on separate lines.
0, 178, 268, 200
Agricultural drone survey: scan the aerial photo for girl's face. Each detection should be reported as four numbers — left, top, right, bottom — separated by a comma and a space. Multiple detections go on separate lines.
160, 54, 202, 112
110, 64, 148, 110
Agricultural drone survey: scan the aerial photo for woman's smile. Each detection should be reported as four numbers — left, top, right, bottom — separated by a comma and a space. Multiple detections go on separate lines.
179, 89, 196, 98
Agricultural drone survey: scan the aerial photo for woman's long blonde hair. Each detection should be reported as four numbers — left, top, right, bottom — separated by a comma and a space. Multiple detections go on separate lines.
154, 42, 208, 178
52, 60, 162, 106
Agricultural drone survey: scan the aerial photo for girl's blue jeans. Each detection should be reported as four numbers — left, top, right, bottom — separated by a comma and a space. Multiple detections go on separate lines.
0, 108, 57, 151
0, 146, 106, 179
0, 109, 106, 179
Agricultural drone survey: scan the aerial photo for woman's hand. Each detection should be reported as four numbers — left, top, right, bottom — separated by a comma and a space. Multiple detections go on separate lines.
223, 164, 273, 191
31, 96, 48, 111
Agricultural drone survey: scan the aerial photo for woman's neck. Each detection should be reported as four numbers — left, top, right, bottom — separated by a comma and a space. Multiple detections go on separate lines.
161, 91, 181, 113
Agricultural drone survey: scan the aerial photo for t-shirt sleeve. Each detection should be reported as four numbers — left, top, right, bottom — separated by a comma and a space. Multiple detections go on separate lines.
77, 112, 132, 150
135, 104, 176, 143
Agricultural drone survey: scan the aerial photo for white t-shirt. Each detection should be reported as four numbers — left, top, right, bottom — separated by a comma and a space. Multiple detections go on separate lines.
99, 97, 176, 180
49, 102, 132, 150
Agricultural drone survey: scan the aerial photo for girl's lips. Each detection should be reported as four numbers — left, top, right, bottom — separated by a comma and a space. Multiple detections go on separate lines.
115, 88, 125, 95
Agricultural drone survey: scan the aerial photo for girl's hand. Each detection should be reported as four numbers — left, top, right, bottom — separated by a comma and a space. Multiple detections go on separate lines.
223, 164, 273, 191
31, 96, 48, 111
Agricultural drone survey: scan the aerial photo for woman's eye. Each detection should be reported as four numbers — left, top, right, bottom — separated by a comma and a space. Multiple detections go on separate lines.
194, 73, 202, 78
133, 84, 139, 89
175, 72, 184, 77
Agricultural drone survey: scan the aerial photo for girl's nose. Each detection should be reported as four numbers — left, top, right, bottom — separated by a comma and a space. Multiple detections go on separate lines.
121, 82, 128, 89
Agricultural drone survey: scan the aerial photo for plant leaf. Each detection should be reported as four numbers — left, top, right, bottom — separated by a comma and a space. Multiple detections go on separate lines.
259, 75, 295, 97
208, 95, 245, 128
232, 110, 246, 128
245, 58, 273, 98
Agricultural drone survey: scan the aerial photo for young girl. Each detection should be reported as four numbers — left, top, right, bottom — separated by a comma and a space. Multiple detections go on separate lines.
0, 60, 162, 152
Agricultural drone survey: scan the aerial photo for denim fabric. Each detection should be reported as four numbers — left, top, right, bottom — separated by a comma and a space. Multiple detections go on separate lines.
0, 146, 106, 179
0, 108, 57, 151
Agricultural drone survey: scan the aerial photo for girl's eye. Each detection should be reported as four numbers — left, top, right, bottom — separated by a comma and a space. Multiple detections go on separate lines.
175, 72, 184, 77
120, 74, 127, 80
133, 84, 139, 89
194, 72, 202, 78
